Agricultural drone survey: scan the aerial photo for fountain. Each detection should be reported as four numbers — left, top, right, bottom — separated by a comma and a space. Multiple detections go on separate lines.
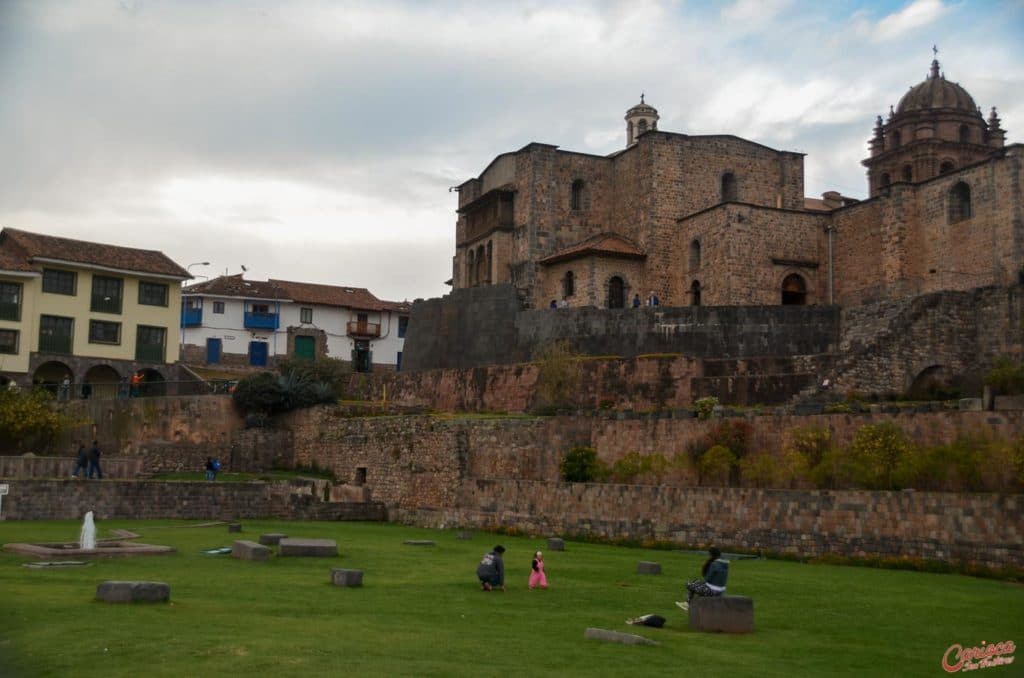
2, 512, 175, 558
79, 511, 97, 550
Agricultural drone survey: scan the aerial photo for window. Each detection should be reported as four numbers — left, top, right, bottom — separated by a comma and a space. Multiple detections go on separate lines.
781, 274, 807, 305
138, 281, 169, 307
251, 303, 270, 314
563, 271, 575, 299
638, 120, 648, 134
721, 173, 737, 202
689, 240, 701, 271
91, 276, 123, 314
396, 352, 402, 372
39, 315, 73, 354
959, 124, 970, 144
466, 249, 475, 286
300, 307, 313, 324
42, 269, 76, 296
398, 316, 409, 338
880, 173, 891, 188
891, 130, 901, 149
607, 276, 625, 309
88, 320, 121, 345
136, 325, 166, 362
0, 329, 18, 354
0, 282, 22, 321
902, 165, 913, 183
570, 180, 584, 211
940, 161, 955, 174
213, 301, 225, 314
948, 182, 972, 223
691, 280, 701, 306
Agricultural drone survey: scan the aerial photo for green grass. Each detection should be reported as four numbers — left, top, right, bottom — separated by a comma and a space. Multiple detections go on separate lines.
0, 521, 1021, 677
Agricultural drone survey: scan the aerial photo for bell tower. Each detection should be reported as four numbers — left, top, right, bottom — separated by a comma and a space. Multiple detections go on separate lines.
625, 94, 659, 147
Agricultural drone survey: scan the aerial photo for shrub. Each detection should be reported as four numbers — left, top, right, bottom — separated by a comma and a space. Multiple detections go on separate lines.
699, 445, 735, 486
986, 357, 1024, 395
848, 422, 915, 489
739, 452, 777, 488
785, 425, 833, 469
277, 357, 353, 398
232, 369, 336, 417
559, 446, 605, 482
694, 396, 719, 420
0, 388, 70, 453
532, 341, 581, 413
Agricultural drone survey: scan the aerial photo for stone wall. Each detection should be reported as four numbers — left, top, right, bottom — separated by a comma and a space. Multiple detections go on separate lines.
419, 481, 1022, 569
0, 456, 143, 479
0, 479, 386, 522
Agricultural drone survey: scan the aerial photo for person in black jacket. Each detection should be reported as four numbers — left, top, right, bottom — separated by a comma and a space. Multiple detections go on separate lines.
71, 442, 88, 478
86, 440, 103, 480
677, 547, 728, 611
476, 545, 506, 591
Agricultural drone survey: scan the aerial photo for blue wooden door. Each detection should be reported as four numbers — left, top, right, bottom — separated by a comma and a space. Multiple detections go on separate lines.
249, 341, 268, 367
206, 338, 222, 364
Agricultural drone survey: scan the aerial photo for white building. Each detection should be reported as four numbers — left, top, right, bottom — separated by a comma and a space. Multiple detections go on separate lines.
181, 275, 410, 371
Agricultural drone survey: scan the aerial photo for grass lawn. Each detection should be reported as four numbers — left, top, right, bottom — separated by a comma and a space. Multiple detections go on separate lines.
0, 520, 1021, 677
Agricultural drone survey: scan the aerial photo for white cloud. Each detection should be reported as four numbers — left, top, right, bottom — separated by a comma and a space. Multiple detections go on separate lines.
721, 0, 793, 23
875, 0, 951, 41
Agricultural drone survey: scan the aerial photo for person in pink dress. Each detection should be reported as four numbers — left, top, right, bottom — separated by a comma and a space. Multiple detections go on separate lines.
529, 550, 548, 589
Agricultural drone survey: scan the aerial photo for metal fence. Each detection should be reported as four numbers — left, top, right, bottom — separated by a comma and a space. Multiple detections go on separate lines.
40, 379, 237, 401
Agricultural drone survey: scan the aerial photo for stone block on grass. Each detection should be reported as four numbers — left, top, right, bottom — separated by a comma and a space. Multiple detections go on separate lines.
548, 537, 565, 551
637, 561, 662, 574
258, 533, 288, 546
96, 580, 170, 603
232, 540, 271, 562
689, 595, 754, 633
279, 538, 337, 557
227, 523, 242, 533
583, 628, 658, 646
403, 540, 435, 546
331, 568, 363, 587
456, 531, 473, 540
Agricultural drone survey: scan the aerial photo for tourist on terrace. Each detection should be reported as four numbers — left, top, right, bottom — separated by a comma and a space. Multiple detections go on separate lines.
676, 546, 728, 611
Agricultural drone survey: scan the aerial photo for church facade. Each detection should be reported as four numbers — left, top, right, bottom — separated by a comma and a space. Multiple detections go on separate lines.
450, 59, 1018, 311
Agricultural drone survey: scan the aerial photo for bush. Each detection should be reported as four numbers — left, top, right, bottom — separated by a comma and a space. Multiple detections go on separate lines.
694, 396, 719, 420
0, 388, 70, 453
739, 452, 777, 488
699, 445, 736, 486
986, 357, 1024, 395
232, 369, 336, 417
532, 341, 581, 413
559, 446, 605, 482
848, 422, 915, 489
277, 357, 353, 398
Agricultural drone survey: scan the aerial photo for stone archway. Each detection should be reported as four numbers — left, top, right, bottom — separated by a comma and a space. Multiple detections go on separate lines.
781, 274, 807, 305
84, 364, 121, 400
33, 360, 73, 398
908, 364, 960, 400
137, 367, 166, 397
607, 276, 625, 309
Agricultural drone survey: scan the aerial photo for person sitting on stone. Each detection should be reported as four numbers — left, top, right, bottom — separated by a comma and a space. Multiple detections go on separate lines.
676, 546, 728, 611
477, 545, 506, 591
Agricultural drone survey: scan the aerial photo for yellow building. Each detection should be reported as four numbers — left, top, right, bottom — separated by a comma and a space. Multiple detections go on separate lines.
0, 228, 190, 397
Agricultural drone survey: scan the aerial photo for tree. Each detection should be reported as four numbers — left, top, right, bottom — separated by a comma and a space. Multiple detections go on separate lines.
0, 388, 68, 453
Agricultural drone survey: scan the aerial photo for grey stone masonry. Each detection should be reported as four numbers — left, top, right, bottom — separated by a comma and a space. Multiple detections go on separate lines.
637, 561, 662, 574
689, 596, 754, 633
228, 523, 242, 533
96, 581, 170, 603
583, 628, 658, 646
548, 537, 565, 551
331, 568, 364, 587
259, 533, 288, 546
403, 540, 435, 546
279, 538, 338, 557
232, 540, 271, 562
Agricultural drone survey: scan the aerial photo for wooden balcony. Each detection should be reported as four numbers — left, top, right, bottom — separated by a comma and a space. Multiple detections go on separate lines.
347, 321, 381, 338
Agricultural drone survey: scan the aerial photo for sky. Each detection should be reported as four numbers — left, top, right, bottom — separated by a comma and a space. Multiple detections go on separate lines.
1, 0, 1022, 302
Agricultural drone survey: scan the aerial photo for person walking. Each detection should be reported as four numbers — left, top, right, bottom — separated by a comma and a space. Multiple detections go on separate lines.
71, 441, 88, 478
528, 550, 548, 590
477, 545, 506, 592
86, 440, 103, 479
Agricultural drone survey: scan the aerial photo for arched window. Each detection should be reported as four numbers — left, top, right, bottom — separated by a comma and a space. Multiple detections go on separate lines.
959, 124, 970, 144
638, 120, 648, 135
689, 239, 701, 271
948, 182, 972, 223
891, 130, 901, 149
880, 173, 891, 188
720, 172, 737, 202
902, 164, 913, 183
691, 280, 701, 306
607, 276, 625, 309
476, 245, 486, 286
940, 161, 955, 174
563, 271, 575, 299
781, 274, 807, 305
627, 121, 634, 145
485, 241, 493, 284
466, 250, 475, 286
570, 180, 584, 211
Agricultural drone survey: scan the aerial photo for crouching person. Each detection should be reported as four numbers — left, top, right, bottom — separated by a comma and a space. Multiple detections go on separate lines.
477, 545, 506, 592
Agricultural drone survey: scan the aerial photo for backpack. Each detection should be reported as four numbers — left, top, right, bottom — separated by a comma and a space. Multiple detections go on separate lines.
636, 614, 666, 628
212, 459, 221, 471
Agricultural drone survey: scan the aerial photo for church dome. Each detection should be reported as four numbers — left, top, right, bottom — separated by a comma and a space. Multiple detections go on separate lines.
895, 59, 978, 115
625, 95, 658, 119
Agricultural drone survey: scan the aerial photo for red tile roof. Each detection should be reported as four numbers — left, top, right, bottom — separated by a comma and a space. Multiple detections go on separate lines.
183, 274, 290, 301
0, 228, 189, 277
184, 275, 388, 312
539, 232, 646, 265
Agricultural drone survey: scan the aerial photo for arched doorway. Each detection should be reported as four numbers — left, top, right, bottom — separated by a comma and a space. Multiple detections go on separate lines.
908, 365, 959, 400
691, 280, 701, 306
607, 276, 625, 309
137, 368, 166, 397
85, 364, 121, 400
781, 274, 807, 305
33, 361, 73, 398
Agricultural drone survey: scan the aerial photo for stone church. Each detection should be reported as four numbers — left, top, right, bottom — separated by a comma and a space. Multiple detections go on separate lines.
450, 57, 1018, 311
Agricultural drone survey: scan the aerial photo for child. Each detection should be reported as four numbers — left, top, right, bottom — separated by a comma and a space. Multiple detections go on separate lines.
529, 550, 548, 590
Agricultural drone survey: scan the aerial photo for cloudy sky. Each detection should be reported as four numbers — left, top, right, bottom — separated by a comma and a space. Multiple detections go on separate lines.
1, 0, 1022, 302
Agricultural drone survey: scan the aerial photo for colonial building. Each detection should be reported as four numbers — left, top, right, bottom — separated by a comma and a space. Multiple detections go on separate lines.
0, 227, 190, 395
181, 275, 410, 371
450, 57, 1017, 310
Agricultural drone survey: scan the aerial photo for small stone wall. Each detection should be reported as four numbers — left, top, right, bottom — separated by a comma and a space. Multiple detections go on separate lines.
0, 480, 386, 521
411, 480, 1023, 569
0, 456, 144, 479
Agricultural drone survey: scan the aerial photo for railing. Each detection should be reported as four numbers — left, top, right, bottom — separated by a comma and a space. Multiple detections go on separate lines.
346, 321, 381, 337
181, 307, 203, 326
38, 334, 72, 354
37, 379, 240, 401
244, 312, 280, 330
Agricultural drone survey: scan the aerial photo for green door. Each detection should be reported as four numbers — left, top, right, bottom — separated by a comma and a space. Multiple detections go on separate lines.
294, 336, 315, 361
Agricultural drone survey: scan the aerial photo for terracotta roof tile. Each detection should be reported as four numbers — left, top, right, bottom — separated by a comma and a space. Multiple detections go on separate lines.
539, 232, 646, 265
183, 275, 387, 311
0, 228, 189, 277
183, 274, 290, 300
